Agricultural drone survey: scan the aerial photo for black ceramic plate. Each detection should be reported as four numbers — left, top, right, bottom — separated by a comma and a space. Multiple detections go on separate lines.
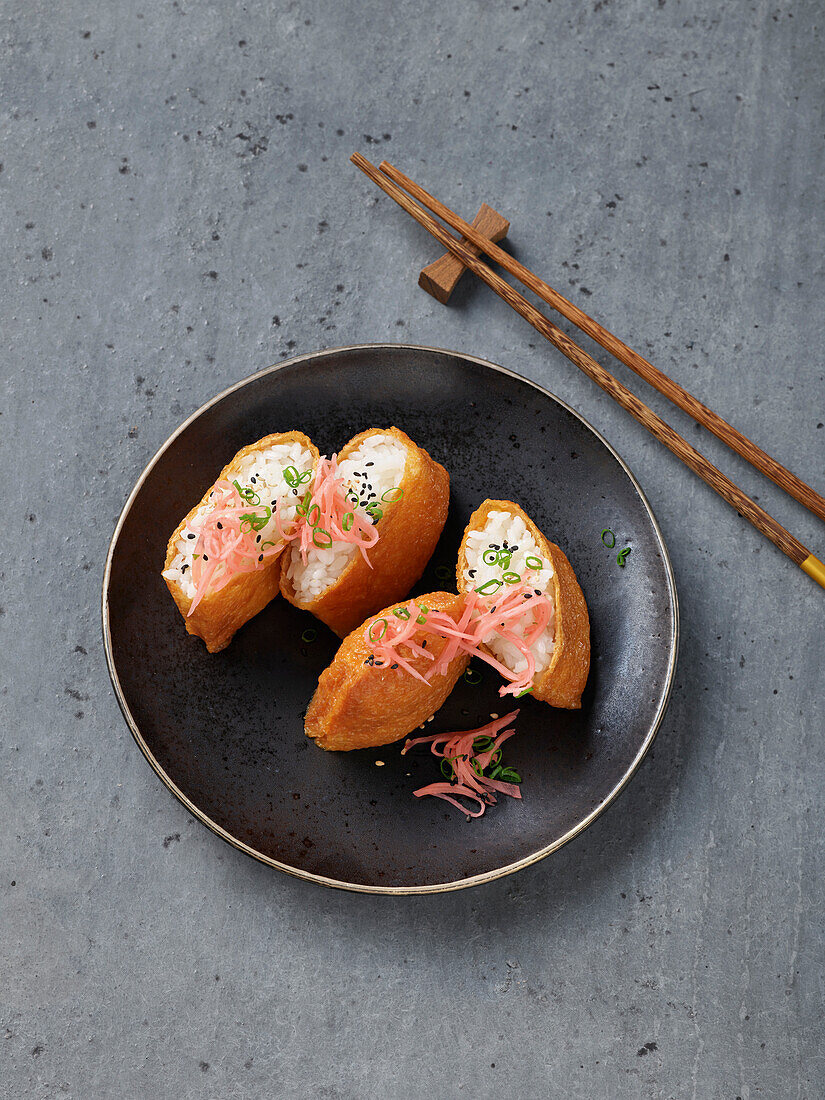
103, 344, 678, 894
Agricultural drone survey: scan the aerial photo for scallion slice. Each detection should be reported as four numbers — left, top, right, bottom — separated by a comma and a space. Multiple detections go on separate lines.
475, 578, 502, 595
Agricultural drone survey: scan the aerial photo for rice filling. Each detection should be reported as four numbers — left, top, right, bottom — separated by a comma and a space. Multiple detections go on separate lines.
462, 510, 556, 675
163, 440, 315, 599
286, 434, 407, 601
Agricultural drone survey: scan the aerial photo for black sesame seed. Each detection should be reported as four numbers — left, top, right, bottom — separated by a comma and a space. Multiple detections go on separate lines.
181, 564, 188, 572
292, 488, 298, 495
366, 461, 374, 466
422, 640, 427, 648
202, 555, 209, 561
258, 554, 263, 562
187, 533, 196, 539
468, 569, 476, 578
217, 522, 223, 529
535, 588, 542, 595
391, 663, 398, 669
250, 476, 257, 484
256, 534, 261, 543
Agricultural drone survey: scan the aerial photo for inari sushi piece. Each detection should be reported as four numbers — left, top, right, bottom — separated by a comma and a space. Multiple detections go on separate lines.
456, 500, 590, 708
163, 431, 319, 653
305, 592, 471, 751
280, 427, 450, 637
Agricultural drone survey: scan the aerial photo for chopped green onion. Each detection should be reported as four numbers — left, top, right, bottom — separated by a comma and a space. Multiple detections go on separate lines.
239, 506, 272, 533
502, 571, 522, 584
440, 758, 454, 780
306, 503, 321, 528
434, 565, 452, 581
482, 549, 499, 566
261, 540, 277, 549
365, 503, 383, 523
346, 489, 359, 506
497, 550, 513, 568
499, 767, 522, 784
233, 479, 260, 506
489, 764, 504, 780
342, 511, 354, 532
392, 608, 411, 620
601, 528, 616, 548
476, 578, 502, 595
283, 465, 301, 488
312, 526, 333, 548
415, 604, 429, 624
301, 628, 317, 643
381, 487, 404, 503
515, 686, 534, 698
368, 618, 388, 642
525, 555, 544, 570
617, 546, 632, 567
471, 759, 485, 778
472, 735, 496, 753
296, 490, 312, 517
298, 470, 312, 484
463, 668, 483, 685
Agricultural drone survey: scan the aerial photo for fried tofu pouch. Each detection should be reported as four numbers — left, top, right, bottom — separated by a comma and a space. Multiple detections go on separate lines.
305, 592, 470, 751
456, 499, 590, 709
163, 431, 319, 653
280, 427, 450, 637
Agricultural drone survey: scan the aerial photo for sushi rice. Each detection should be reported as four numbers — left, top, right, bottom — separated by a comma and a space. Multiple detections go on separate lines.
162, 439, 315, 599
461, 509, 556, 676
286, 433, 407, 601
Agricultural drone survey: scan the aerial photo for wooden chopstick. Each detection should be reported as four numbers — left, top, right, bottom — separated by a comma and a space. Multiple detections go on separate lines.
378, 158, 825, 527
350, 152, 825, 591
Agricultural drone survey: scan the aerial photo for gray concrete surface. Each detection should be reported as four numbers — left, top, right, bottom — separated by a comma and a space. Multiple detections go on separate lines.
2, 1, 824, 1097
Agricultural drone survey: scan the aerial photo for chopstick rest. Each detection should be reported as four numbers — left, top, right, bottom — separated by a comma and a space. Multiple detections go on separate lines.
419, 202, 509, 304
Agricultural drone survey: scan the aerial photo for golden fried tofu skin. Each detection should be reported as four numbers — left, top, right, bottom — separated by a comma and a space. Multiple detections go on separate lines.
280, 426, 450, 637
162, 431, 318, 653
456, 499, 590, 709
305, 592, 471, 751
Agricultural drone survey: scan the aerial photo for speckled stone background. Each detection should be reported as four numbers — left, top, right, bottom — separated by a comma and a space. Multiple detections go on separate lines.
2, 1, 823, 1097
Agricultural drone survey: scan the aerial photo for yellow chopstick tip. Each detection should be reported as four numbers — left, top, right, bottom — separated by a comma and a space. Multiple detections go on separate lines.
801, 554, 825, 590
